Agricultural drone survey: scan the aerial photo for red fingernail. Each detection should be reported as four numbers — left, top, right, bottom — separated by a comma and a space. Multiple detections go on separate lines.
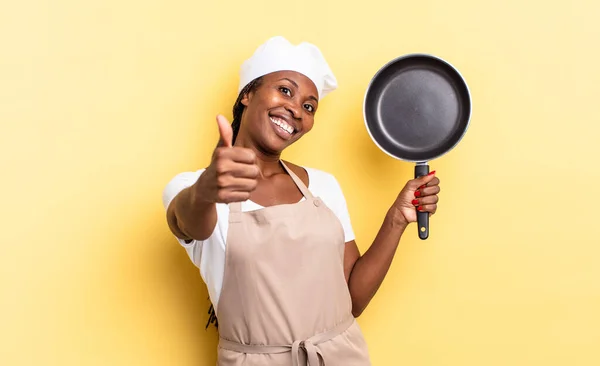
428, 170, 436, 176
412, 199, 419, 205
414, 190, 421, 197
417, 206, 423, 211
420, 184, 426, 189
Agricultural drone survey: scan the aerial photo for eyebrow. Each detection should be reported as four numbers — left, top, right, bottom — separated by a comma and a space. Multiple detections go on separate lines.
279, 78, 319, 103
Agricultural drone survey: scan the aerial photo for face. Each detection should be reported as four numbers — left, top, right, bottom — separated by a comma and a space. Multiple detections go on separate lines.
238, 70, 319, 154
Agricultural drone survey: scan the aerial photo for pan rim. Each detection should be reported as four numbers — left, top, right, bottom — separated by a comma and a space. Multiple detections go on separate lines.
362, 53, 473, 163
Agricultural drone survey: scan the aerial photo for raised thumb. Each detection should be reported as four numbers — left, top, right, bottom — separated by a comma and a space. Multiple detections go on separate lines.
216, 114, 233, 148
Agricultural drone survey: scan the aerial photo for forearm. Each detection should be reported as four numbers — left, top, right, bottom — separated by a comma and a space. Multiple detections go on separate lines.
166, 176, 217, 241
348, 207, 408, 316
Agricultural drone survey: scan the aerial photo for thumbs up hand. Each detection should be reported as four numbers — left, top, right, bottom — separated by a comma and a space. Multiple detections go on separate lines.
196, 115, 260, 204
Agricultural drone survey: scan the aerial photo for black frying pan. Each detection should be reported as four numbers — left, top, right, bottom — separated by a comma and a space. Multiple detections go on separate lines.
363, 54, 472, 240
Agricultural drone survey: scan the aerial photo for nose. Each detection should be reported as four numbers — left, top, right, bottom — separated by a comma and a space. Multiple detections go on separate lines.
284, 100, 302, 120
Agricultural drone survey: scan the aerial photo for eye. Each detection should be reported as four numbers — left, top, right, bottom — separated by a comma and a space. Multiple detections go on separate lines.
303, 104, 315, 113
279, 87, 292, 97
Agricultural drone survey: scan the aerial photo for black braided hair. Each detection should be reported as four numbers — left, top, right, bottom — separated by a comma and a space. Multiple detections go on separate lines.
205, 76, 264, 331
230, 77, 263, 145
206, 301, 218, 329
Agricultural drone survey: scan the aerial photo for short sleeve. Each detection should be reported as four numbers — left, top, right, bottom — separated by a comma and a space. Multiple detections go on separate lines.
324, 174, 356, 243
162, 170, 204, 261
162, 170, 203, 212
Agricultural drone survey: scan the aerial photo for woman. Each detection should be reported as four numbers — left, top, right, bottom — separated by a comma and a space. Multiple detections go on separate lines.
163, 36, 440, 366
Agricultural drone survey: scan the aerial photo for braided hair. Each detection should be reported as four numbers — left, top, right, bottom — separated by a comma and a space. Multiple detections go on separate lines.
205, 76, 264, 330
230, 76, 263, 145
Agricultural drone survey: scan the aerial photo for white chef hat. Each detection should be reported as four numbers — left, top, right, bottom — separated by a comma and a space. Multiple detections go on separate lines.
238, 36, 338, 100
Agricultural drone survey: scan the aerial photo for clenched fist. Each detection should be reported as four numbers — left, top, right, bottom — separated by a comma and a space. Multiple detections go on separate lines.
196, 115, 260, 204
392, 171, 440, 225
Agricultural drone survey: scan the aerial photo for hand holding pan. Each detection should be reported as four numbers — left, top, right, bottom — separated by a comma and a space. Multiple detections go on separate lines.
363, 54, 472, 240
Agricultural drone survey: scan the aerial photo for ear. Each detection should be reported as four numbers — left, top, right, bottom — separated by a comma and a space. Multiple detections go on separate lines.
241, 91, 251, 107
240, 86, 255, 107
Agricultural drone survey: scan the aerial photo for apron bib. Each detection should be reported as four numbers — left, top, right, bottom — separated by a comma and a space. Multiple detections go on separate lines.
216, 161, 371, 366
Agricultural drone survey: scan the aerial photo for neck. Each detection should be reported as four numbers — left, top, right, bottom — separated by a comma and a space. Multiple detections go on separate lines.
234, 136, 284, 178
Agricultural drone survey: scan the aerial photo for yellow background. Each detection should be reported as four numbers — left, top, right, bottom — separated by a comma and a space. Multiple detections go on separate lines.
2, 0, 599, 365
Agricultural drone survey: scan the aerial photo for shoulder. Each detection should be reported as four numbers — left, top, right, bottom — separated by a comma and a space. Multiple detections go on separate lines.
304, 166, 341, 190
281, 160, 341, 191
298, 165, 355, 242
300, 165, 347, 202
162, 168, 205, 210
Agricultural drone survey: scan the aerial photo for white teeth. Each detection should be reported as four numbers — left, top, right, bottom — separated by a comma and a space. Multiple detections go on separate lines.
270, 117, 294, 134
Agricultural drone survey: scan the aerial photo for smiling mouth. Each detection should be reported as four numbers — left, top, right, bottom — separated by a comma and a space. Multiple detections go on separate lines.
269, 116, 295, 135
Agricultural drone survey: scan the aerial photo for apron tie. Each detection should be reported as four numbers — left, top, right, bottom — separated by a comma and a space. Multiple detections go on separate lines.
219, 317, 354, 366
292, 339, 323, 366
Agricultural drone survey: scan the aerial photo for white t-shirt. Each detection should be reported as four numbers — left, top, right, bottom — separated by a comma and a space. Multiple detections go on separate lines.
162, 166, 355, 310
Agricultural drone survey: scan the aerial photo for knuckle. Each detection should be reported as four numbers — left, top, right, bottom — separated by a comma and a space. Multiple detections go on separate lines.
243, 165, 258, 179
215, 160, 228, 174
216, 190, 228, 202
216, 175, 228, 189
249, 179, 258, 190
215, 147, 226, 158
252, 165, 261, 178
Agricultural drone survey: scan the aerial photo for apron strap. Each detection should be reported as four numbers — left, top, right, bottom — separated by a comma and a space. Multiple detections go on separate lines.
229, 201, 242, 223
280, 161, 314, 200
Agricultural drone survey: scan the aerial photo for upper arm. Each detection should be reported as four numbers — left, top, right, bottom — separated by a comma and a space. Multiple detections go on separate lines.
166, 187, 194, 240
162, 170, 203, 239
162, 171, 202, 210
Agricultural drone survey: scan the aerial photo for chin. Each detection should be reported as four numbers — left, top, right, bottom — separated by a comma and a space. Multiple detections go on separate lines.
262, 133, 299, 154
265, 137, 293, 154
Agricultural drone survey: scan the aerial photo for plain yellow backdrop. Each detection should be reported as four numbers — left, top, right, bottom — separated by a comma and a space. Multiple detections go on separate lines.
2, 0, 599, 365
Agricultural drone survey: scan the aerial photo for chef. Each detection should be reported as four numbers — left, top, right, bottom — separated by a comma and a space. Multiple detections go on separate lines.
163, 36, 441, 366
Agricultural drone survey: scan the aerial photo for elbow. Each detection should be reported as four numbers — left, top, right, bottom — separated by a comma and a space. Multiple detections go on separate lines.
166, 207, 194, 241
348, 282, 366, 318
351, 303, 365, 318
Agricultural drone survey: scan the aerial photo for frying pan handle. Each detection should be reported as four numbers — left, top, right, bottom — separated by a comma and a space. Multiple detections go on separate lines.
414, 164, 429, 240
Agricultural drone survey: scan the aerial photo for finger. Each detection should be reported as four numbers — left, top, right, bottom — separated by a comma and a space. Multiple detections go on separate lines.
216, 172, 258, 189
214, 147, 257, 165
216, 114, 233, 148
226, 178, 259, 191
228, 162, 260, 179
411, 171, 436, 189
418, 185, 441, 197
216, 190, 251, 203
217, 174, 257, 189
420, 176, 440, 188
229, 148, 257, 164
417, 204, 437, 214
215, 160, 259, 179
412, 195, 439, 206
